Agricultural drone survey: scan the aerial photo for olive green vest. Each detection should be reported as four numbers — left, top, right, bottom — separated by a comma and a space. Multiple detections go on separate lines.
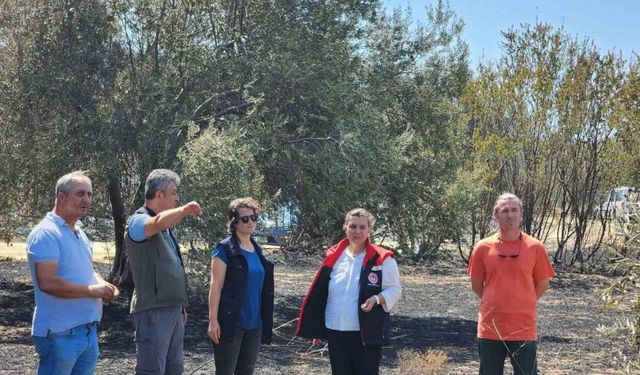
125, 229, 189, 314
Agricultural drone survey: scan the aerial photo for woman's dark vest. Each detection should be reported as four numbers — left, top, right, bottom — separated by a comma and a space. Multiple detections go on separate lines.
216, 235, 275, 344
296, 238, 394, 346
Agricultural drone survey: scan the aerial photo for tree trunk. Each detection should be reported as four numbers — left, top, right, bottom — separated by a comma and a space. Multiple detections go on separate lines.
107, 175, 128, 288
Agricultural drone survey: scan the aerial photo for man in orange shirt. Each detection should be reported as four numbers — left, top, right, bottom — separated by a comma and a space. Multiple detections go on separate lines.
468, 193, 554, 375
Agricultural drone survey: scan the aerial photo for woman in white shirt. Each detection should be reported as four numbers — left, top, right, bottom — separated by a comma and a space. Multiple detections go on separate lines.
296, 208, 402, 375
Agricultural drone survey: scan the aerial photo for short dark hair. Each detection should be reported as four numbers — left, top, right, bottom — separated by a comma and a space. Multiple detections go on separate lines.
227, 197, 261, 234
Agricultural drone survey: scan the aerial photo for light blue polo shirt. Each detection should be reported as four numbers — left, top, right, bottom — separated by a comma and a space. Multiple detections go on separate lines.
26, 212, 102, 337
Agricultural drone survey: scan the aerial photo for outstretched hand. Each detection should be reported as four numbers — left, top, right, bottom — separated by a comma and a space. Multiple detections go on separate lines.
181, 201, 203, 217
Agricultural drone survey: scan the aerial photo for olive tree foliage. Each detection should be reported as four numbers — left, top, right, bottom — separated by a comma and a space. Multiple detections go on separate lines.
0, 0, 121, 235
602, 210, 640, 371
461, 24, 571, 249
221, 0, 388, 248
104, 0, 396, 257
602, 242, 640, 373
177, 126, 266, 284
614, 56, 640, 186
459, 22, 626, 269
602, 56, 640, 371
458, 24, 563, 256
103, 0, 265, 283
356, 3, 470, 256
2, 0, 471, 279
176, 0, 471, 255
552, 46, 625, 269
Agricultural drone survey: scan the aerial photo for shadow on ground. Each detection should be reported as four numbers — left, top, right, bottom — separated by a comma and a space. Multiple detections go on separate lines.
0, 279, 484, 367
0, 258, 617, 374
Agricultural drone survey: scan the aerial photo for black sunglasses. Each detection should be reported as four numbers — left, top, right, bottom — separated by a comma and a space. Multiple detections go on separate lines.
237, 215, 259, 224
497, 234, 522, 258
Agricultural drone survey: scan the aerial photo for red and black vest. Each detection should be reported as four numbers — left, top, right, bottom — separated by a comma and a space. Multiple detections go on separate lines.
296, 238, 395, 346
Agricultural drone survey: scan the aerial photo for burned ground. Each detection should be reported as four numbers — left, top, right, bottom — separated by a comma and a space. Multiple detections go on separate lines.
0, 254, 633, 374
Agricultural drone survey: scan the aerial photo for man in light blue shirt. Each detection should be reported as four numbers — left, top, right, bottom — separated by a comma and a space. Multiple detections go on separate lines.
26, 171, 119, 375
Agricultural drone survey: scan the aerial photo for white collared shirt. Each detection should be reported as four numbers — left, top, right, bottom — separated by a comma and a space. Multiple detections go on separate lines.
325, 249, 402, 331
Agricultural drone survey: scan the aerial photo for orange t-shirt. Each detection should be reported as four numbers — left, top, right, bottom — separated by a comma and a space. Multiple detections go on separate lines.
467, 233, 555, 341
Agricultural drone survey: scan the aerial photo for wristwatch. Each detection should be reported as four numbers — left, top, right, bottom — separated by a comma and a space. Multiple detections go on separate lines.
373, 294, 381, 305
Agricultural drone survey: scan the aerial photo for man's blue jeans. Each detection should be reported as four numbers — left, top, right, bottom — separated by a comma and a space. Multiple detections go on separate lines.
32, 322, 99, 375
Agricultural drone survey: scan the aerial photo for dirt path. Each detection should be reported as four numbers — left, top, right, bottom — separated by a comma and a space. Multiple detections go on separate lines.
0, 254, 632, 374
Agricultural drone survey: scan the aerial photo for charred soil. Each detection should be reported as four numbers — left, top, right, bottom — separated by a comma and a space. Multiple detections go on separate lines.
0, 253, 633, 374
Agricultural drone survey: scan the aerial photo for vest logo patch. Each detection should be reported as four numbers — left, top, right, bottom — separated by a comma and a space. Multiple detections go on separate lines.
367, 272, 379, 285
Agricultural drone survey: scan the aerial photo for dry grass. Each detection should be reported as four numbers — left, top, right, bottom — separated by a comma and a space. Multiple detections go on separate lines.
0, 241, 281, 264
395, 348, 449, 375
0, 242, 116, 263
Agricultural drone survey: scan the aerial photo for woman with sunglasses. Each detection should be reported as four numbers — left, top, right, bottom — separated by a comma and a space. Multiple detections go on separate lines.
207, 197, 274, 375
296, 208, 402, 375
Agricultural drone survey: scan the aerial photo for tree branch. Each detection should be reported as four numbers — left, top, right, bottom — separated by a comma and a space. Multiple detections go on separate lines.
285, 137, 337, 145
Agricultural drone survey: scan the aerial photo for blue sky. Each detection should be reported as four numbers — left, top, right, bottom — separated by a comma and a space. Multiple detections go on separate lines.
384, 0, 639, 67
